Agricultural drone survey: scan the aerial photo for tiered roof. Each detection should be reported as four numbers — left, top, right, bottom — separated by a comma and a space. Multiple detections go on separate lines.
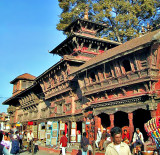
10, 73, 36, 84
70, 29, 160, 75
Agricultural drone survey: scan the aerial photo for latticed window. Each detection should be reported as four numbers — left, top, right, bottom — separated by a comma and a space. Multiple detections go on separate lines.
90, 72, 96, 82
105, 64, 112, 78
122, 60, 131, 72
57, 104, 62, 114
22, 81, 33, 89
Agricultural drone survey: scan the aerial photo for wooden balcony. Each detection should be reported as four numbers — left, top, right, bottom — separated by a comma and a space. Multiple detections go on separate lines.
82, 67, 159, 96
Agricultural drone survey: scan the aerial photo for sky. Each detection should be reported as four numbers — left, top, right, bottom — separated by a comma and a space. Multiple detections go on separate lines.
0, 0, 66, 112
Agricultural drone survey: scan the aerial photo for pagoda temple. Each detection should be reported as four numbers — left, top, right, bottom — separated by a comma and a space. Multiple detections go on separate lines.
2, 13, 160, 151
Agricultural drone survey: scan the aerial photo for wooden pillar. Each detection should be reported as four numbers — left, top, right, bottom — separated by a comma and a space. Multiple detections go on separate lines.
110, 114, 114, 129
128, 112, 134, 142
94, 116, 101, 140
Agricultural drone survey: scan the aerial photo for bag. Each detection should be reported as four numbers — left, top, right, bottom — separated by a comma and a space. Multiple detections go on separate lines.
88, 145, 93, 151
82, 138, 88, 152
83, 145, 88, 152
10, 140, 19, 154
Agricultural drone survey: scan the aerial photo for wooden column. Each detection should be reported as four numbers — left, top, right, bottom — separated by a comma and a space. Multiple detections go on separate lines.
128, 112, 134, 142
110, 114, 114, 129
94, 116, 101, 140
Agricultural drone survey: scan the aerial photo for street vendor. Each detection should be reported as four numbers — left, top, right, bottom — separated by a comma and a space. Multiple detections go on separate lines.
122, 129, 130, 144
131, 128, 144, 151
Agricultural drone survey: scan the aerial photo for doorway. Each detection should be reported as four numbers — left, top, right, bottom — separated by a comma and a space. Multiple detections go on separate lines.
133, 109, 151, 141
114, 111, 129, 128
98, 113, 110, 128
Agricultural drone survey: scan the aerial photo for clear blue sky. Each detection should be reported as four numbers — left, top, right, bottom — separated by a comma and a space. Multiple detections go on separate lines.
0, 0, 66, 112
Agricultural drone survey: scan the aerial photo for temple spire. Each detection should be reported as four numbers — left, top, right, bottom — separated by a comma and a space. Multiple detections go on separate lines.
84, 5, 89, 20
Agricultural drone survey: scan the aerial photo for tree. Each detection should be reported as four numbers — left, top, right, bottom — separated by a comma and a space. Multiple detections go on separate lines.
57, 0, 159, 43
56, 0, 94, 31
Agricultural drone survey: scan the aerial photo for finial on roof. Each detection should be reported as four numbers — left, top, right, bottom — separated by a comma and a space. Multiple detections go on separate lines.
84, 5, 89, 20
147, 23, 152, 31
141, 26, 145, 34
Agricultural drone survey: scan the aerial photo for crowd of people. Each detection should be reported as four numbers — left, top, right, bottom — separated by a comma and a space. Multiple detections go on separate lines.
0, 126, 39, 155
0, 125, 146, 155
93, 127, 145, 155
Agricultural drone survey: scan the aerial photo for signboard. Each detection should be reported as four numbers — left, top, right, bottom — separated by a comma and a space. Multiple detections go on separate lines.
71, 135, 76, 142
50, 121, 59, 146
70, 122, 77, 143
60, 123, 65, 130
39, 130, 45, 139
34, 131, 37, 139
46, 121, 52, 146
51, 138, 57, 146
72, 122, 76, 128
52, 130, 57, 137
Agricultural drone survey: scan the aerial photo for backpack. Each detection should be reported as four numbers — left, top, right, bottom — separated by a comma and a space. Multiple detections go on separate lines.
0, 144, 4, 155
10, 140, 19, 154
82, 137, 88, 152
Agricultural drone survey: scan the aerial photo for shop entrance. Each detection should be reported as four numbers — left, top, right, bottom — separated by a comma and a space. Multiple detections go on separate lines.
133, 109, 151, 141
114, 111, 129, 128
98, 113, 110, 128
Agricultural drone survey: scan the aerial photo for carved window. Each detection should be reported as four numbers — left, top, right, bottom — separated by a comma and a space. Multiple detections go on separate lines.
59, 75, 64, 82
105, 64, 112, 78
22, 80, 33, 89
66, 104, 70, 111
138, 52, 148, 68
122, 60, 131, 72
57, 104, 62, 114
90, 72, 96, 82
54, 75, 58, 84
48, 80, 51, 88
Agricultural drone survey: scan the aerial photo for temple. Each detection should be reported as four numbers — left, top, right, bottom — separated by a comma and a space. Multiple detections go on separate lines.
2, 15, 160, 151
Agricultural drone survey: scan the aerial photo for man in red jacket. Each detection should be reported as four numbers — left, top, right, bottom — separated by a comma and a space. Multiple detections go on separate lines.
60, 131, 68, 155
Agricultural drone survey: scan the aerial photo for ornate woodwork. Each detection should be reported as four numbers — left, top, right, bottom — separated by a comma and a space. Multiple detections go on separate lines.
7, 105, 16, 114
18, 92, 40, 111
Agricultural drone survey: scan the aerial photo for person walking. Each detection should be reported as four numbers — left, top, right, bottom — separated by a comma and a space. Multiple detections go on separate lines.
1, 133, 11, 150
0, 131, 10, 155
105, 127, 131, 155
60, 131, 68, 155
19, 132, 23, 150
9, 135, 20, 155
81, 132, 89, 155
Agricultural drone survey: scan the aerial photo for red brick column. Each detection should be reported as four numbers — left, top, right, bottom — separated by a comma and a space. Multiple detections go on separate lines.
128, 112, 134, 142
110, 114, 114, 129
94, 116, 101, 140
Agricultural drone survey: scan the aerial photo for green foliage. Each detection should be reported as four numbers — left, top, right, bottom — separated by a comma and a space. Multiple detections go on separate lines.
57, 0, 159, 43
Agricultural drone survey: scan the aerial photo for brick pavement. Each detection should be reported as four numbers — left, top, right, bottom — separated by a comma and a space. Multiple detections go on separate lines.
20, 150, 58, 155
